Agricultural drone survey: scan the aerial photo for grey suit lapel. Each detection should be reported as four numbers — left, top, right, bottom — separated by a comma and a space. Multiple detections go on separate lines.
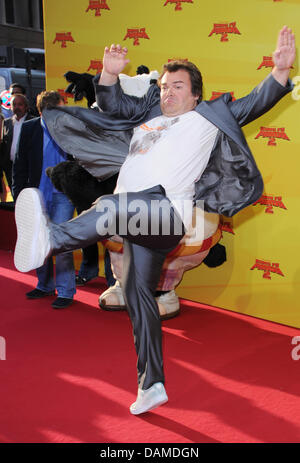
196, 96, 251, 157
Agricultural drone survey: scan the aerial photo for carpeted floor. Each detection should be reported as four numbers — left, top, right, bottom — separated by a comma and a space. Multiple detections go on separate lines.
1, 249, 300, 443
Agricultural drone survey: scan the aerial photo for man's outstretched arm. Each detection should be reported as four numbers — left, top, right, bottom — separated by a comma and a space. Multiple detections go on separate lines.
228, 26, 295, 126
95, 44, 160, 121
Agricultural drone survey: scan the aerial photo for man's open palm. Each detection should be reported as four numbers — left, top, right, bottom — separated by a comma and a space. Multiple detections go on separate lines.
103, 44, 130, 76
273, 26, 295, 70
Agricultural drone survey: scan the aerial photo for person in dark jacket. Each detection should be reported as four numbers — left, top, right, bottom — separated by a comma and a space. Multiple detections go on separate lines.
13, 26, 295, 415
13, 91, 76, 309
0, 94, 33, 194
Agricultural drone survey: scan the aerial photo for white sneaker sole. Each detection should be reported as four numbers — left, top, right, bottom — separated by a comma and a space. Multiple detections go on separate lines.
14, 188, 47, 272
130, 395, 168, 415
130, 384, 168, 415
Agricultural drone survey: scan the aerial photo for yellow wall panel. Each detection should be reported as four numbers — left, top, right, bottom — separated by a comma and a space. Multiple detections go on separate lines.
43, 0, 300, 327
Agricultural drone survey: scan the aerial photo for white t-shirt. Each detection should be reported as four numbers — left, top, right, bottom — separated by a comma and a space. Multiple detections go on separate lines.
115, 111, 218, 228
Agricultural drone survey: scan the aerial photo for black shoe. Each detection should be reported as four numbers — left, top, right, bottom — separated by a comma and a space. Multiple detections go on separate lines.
75, 275, 95, 286
26, 288, 55, 299
51, 297, 73, 309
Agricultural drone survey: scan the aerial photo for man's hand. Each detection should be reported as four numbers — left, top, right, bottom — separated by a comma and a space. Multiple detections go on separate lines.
99, 44, 130, 86
272, 26, 296, 86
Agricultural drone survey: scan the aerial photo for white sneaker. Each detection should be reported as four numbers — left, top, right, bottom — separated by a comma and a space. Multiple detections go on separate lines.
99, 284, 180, 320
157, 290, 180, 321
130, 382, 168, 415
14, 188, 51, 272
99, 281, 127, 311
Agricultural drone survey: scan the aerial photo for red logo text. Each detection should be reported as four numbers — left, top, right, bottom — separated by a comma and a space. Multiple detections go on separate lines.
257, 55, 292, 70
85, 0, 110, 16
252, 195, 287, 214
163, 0, 193, 11
208, 22, 241, 41
87, 59, 103, 73
250, 259, 284, 280
257, 56, 274, 70
255, 127, 290, 146
123, 28, 150, 46
53, 32, 75, 48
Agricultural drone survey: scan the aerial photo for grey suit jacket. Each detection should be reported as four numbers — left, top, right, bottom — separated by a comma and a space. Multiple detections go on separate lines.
42, 73, 292, 217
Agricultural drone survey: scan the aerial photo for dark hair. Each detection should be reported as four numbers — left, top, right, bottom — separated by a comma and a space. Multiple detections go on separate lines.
136, 65, 150, 75
36, 91, 64, 113
9, 82, 26, 94
158, 60, 203, 103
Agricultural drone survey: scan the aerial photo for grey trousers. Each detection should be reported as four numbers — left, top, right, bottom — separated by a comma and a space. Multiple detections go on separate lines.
50, 185, 185, 389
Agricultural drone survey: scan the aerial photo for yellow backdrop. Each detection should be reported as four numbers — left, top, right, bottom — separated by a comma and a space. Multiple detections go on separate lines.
43, 0, 300, 327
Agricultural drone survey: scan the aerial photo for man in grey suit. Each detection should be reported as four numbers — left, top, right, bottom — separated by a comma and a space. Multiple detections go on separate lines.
13, 26, 295, 415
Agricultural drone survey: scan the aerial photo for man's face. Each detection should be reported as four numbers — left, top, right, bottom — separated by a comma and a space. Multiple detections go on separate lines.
160, 69, 199, 117
11, 96, 27, 119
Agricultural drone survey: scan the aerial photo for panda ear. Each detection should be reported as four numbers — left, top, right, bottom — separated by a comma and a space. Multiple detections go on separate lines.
203, 243, 227, 267
63, 71, 95, 107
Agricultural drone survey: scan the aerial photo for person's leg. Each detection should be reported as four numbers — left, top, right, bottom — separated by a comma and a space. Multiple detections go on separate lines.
36, 258, 55, 293
14, 186, 184, 273
0, 173, 7, 202
77, 244, 99, 282
34, 197, 56, 294
25, 256, 55, 298
76, 205, 99, 284
122, 240, 169, 389
51, 193, 76, 301
14, 186, 184, 414
3, 160, 12, 192
104, 248, 116, 287
50, 186, 184, 255
122, 240, 179, 414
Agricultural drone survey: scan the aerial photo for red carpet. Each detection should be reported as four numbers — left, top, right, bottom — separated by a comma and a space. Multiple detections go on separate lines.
0, 249, 300, 443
